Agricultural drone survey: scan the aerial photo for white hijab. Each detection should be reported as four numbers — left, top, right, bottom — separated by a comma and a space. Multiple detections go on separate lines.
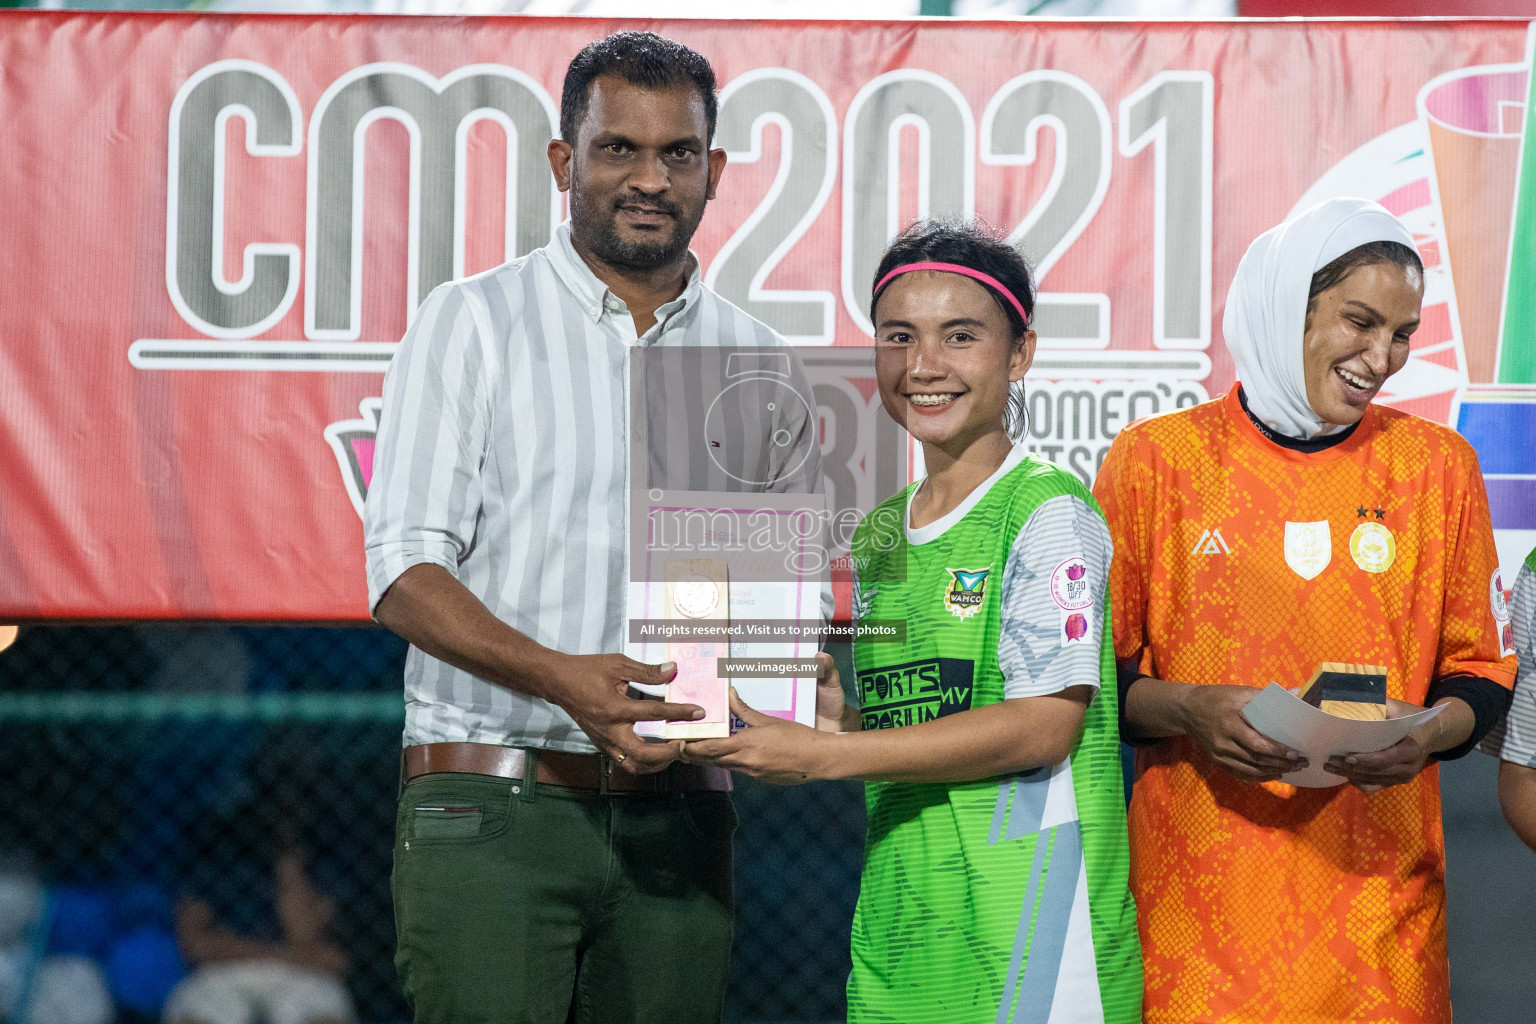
1223, 197, 1417, 439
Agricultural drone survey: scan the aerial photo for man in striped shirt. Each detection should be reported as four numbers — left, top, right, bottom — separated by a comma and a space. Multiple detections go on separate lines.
364, 32, 823, 1024
1497, 549, 1536, 851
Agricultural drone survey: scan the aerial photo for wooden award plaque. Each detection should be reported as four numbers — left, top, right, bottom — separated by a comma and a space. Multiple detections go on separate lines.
1298, 663, 1389, 721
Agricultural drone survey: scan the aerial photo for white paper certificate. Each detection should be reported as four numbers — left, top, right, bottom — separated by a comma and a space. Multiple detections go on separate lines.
1240, 683, 1445, 788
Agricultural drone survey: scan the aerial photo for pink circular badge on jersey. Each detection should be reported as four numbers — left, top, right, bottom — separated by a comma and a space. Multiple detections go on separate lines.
1050, 558, 1092, 611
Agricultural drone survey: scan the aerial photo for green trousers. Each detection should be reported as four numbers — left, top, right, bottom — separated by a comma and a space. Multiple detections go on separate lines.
391, 769, 735, 1024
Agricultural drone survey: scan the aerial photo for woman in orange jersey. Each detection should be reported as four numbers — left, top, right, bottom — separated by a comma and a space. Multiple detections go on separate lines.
1094, 197, 1516, 1024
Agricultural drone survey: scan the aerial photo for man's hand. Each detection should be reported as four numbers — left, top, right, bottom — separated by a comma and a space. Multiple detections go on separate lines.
548, 653, 702, 774
682, 689, 828, 785
813, 653, 845, 732
1180, 684, 1307, 783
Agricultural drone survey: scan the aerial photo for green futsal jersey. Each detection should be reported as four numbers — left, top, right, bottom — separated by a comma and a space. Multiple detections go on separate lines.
847, 447, 1140, 1024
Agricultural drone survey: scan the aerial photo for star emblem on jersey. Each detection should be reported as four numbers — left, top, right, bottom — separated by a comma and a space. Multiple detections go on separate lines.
1192, 527, 1231, 555
943, 567, 990, 619
1283, 521, 1332, 580
1356, 506, 1368, 518
1349, 522, 1396, 573
1374, 507, 1387, 520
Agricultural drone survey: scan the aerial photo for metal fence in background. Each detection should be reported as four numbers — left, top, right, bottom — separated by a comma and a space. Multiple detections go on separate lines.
0, 625, 864, 1024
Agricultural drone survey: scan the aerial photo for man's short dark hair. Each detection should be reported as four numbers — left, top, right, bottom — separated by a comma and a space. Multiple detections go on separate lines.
560, 31, 719, 146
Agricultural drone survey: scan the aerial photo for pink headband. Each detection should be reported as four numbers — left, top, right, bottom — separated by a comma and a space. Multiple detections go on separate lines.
872, 261, 1030, 326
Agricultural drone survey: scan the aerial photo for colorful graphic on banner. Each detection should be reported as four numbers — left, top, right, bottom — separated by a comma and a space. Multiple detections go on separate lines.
0, 11, 1532, 619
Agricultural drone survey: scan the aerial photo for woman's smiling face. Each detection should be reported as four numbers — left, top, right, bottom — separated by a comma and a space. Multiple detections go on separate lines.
1302, 260, 1423, 427
873, 271, 1034, 451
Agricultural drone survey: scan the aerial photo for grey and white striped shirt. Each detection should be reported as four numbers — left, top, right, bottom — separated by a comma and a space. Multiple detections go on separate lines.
365, 223, 822, 752
1496, 562, 1536, 767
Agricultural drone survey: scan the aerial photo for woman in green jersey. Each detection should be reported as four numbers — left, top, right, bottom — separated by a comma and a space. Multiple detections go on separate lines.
683, 221, 1141, 1024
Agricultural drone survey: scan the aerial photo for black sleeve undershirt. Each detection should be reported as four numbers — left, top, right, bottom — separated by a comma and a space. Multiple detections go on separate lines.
1423, 673, 1512, 761
1117, 664, 1157, 747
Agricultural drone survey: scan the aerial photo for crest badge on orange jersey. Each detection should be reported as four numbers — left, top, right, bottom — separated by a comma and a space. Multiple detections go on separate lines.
1349, 522, 1396, 573
1284, 521, 1332, 580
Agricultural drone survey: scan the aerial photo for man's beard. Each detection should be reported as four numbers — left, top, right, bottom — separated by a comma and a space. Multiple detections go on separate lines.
570, 186, 703, 270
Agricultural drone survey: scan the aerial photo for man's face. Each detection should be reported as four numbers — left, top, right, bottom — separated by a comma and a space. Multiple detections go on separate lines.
550, 76, 726, 270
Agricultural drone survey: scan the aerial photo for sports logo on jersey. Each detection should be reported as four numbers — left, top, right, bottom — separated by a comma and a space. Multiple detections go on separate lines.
1493, 569, 1515, 656
857, 657, 975, 729
1349, 522, 1396, 573
1284, 521, 1332, 580
943, 567, 990, 619
1192, 528, 1231, 555
1049, 557, 1093, 610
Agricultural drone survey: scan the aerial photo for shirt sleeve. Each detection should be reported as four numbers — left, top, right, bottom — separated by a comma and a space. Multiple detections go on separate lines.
1092, 430, 1153, 672
1500, 563, 1536, 767
363, 281, 496, 615
1434, 448, 1518, 688
997, 494, 1112, 700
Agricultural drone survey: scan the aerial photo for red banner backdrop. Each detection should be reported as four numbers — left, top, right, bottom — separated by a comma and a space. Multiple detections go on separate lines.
1, 12, 1532, 620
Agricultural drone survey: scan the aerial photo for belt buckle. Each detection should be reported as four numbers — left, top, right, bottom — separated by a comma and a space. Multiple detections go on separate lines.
599, 754, 617, 796
598, 754, 671, 796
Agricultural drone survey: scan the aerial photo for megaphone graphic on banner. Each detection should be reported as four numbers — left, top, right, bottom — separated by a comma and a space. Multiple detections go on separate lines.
324, 397, 382, 519
1419, 41, 1536, 534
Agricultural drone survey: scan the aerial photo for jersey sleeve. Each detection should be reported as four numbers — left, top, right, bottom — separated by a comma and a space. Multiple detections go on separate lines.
1500, 563, 1536, 767
1435, 448, 1518, 688
1092, 429, 1152, 674
997, 494, 1111, 700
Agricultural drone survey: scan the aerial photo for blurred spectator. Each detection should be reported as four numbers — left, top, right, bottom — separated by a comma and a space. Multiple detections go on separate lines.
0, 859, 43, 1020
162, 850, 353, 1024
28, 956, 113, 1024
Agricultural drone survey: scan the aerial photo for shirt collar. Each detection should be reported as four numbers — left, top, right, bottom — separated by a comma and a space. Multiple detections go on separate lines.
545, 221, 704, 333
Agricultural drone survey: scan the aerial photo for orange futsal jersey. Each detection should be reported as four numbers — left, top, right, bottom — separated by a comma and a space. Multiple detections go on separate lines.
1094, 386, 1515, 1024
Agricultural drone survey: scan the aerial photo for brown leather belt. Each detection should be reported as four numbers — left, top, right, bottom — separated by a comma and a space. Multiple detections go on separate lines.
402, 742, 730, 794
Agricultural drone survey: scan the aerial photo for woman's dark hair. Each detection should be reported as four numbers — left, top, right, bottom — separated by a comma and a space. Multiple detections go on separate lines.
1306, 240, 1424, 319
870, 219, 1037, 440
561, 32, 718, 145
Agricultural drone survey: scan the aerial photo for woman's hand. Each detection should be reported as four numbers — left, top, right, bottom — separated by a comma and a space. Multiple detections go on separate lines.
1179, 683, 1307, 783
1324, 697, 1442, 793
1323, 735, 1430, 793
814, 652, 846, 732
682, 689, 831, 785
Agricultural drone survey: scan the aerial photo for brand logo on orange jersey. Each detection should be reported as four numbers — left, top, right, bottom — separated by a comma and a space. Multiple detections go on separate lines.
1192, 528, 1231, 555
1284, 521, 1332, 580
